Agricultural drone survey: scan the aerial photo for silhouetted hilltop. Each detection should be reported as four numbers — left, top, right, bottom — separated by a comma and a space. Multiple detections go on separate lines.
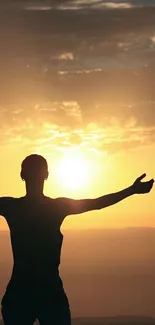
1, 316, 155, 325
32, 316, 155, 325
72, 317, 155, 324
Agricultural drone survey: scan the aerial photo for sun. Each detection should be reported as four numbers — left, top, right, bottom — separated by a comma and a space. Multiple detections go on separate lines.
56, 149, 89, 190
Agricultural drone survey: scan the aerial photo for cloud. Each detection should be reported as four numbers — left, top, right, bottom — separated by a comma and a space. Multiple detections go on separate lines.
58, 68, 102, 75
151, 36, 155, 43
61, 101, 82, 122
0, 0, 155, 12
89, 2, 133, 9
58, 52, 74, 60
25, 6, 52, 10
16, 0, 155, 11
1, 101, 155, 156
0, 0, 155, 156
1, 2, 155, 67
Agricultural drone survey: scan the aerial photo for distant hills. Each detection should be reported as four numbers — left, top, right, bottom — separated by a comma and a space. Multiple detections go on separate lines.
72, 316, 155, 324
0, 316, 155, 325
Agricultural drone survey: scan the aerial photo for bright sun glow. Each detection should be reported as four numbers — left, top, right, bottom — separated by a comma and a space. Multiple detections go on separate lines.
56, 149, 89, 190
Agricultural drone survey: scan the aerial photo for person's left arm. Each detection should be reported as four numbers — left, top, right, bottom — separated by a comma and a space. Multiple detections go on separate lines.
56, 174, 154, 216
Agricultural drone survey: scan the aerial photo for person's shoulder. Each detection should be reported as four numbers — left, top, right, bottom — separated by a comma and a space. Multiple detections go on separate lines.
43, 195, 64, 202
0, 197, 17, 209
0, 196, 23, 208
43, 195, 55, 202
0, 196, 15, 202
49, 197, 68, 205
44, 196, 67, 210
0, 197, 16, 217
42, 195, 59, 207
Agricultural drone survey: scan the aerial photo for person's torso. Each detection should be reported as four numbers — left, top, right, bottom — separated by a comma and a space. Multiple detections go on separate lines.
4, 196, 65, 287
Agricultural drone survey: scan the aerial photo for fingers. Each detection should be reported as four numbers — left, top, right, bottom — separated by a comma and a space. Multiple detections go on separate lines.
137, 173, 146, 181
149, 179, 154, 187
148, 179, 154, 185
147, 179, 154, 192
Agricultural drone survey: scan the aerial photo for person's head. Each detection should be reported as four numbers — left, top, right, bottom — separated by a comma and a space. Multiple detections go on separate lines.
20, 154, 49, 193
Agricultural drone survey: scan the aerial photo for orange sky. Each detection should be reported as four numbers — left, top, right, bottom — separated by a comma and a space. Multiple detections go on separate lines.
0, 141, 154, 230
0, 0, 155, 230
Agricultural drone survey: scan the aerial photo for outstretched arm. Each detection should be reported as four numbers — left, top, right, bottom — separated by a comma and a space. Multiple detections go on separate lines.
58, 174, 154, 216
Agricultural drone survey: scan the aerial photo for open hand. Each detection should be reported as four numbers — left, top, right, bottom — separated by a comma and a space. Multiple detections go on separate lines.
132, 174, 154, 194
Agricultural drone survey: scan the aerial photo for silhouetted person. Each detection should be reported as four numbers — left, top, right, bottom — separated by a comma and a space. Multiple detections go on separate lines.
0, 154, 154, 325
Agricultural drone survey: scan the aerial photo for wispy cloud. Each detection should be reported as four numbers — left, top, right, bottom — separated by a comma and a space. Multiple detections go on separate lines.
25, 6, 52, 11
91, 2, 133, 9
1, 0, 155, 11
1, 101, 155, 155
58, 52, 74, 60
20, 0, 155, 11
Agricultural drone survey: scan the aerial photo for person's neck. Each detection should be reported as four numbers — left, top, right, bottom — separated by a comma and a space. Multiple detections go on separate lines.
25, 181, 45, 199
25, 191, 45, 199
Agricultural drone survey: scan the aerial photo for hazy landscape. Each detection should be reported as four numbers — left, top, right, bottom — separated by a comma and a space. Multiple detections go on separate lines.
0, 316, 155, 325
0, 227, 155, 324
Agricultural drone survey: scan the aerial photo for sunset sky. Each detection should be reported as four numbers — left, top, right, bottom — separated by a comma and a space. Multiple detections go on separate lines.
0, 0, 155, 230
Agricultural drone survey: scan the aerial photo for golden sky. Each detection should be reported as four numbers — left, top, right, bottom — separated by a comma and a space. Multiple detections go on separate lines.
0, 0, 155, 230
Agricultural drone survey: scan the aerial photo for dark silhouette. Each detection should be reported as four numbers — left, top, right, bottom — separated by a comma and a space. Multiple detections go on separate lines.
0, 154, 154, 325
